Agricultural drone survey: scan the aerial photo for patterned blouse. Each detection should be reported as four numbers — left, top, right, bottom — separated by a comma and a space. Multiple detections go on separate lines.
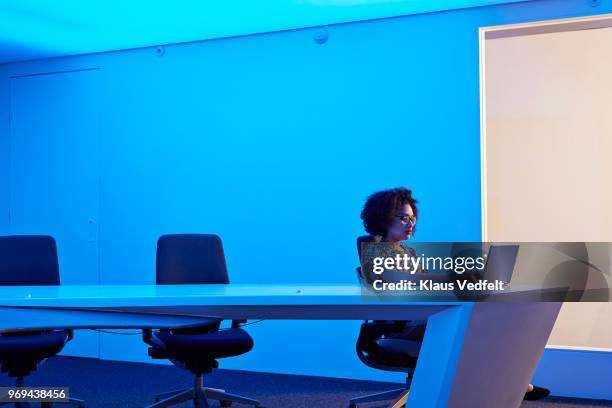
360, 240, 426, 284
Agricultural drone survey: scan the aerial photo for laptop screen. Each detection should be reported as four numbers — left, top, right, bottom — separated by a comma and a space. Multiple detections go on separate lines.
483, 245, 519, 283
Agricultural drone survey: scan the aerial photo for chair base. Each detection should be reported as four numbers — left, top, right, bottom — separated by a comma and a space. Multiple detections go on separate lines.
349, 388, 408, 408
146, 374, 263, 408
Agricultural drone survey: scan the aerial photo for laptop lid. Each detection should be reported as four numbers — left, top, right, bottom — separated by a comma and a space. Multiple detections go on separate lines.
483, 245, 520, 283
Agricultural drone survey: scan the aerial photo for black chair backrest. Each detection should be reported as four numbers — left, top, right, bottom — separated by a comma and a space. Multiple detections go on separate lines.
356, 235, 377, 261
156, 234, 229, 285
356, 235, 378, 281
0, 235, 60, 286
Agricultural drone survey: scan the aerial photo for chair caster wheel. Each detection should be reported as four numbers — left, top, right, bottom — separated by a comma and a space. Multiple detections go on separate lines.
220, 400, 232, 407
349, 404, 357, 408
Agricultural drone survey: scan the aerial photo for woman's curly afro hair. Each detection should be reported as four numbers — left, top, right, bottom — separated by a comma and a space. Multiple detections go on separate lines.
360, 187, 418, 237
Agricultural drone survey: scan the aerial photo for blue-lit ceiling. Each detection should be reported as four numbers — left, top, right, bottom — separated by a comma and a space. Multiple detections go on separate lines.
0, 0, 530, 64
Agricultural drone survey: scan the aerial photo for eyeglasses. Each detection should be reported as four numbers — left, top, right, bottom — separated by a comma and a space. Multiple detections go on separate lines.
395, 214, 416, 225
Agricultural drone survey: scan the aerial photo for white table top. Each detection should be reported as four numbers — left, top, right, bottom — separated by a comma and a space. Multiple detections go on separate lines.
0, 284, 466, 331
0, 283, 464, 308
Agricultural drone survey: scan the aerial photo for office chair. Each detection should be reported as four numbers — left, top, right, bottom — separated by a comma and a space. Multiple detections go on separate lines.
349, 235, 425, 408
0, 235, 86, 408
143, 234, 263, 408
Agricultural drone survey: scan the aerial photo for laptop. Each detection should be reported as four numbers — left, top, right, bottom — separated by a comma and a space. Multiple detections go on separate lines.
481, 244, 520, 286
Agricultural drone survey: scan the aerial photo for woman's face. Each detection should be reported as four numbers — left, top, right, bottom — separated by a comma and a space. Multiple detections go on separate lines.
384, 203, 416, 242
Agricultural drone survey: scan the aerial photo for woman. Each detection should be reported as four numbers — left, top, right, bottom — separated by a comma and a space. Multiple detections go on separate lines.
359, 187, 549, 401
360, 187, 436, 286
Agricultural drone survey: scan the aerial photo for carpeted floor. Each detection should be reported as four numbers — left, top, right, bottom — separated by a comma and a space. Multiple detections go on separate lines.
0, 357, 610, 408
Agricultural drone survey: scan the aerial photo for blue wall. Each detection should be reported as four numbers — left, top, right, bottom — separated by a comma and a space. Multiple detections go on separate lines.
1, 0, 611, 385
534, 347, 612, 400
0, 76, 8, 234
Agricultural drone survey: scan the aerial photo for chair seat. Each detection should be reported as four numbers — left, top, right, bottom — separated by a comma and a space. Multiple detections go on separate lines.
0, 330, 69, 356
153, 328, 254, 359
0, 330, 70, 378
376, 338, 421, 359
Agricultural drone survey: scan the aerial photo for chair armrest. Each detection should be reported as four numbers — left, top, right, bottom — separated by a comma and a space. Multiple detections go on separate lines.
357, 321, 410, 353
142, 328, 155, 346
360, 321, 407, 339
231, 319, 247, 329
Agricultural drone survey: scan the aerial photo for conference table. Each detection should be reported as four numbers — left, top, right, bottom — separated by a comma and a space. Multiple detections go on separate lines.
0, 284, 560, 408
